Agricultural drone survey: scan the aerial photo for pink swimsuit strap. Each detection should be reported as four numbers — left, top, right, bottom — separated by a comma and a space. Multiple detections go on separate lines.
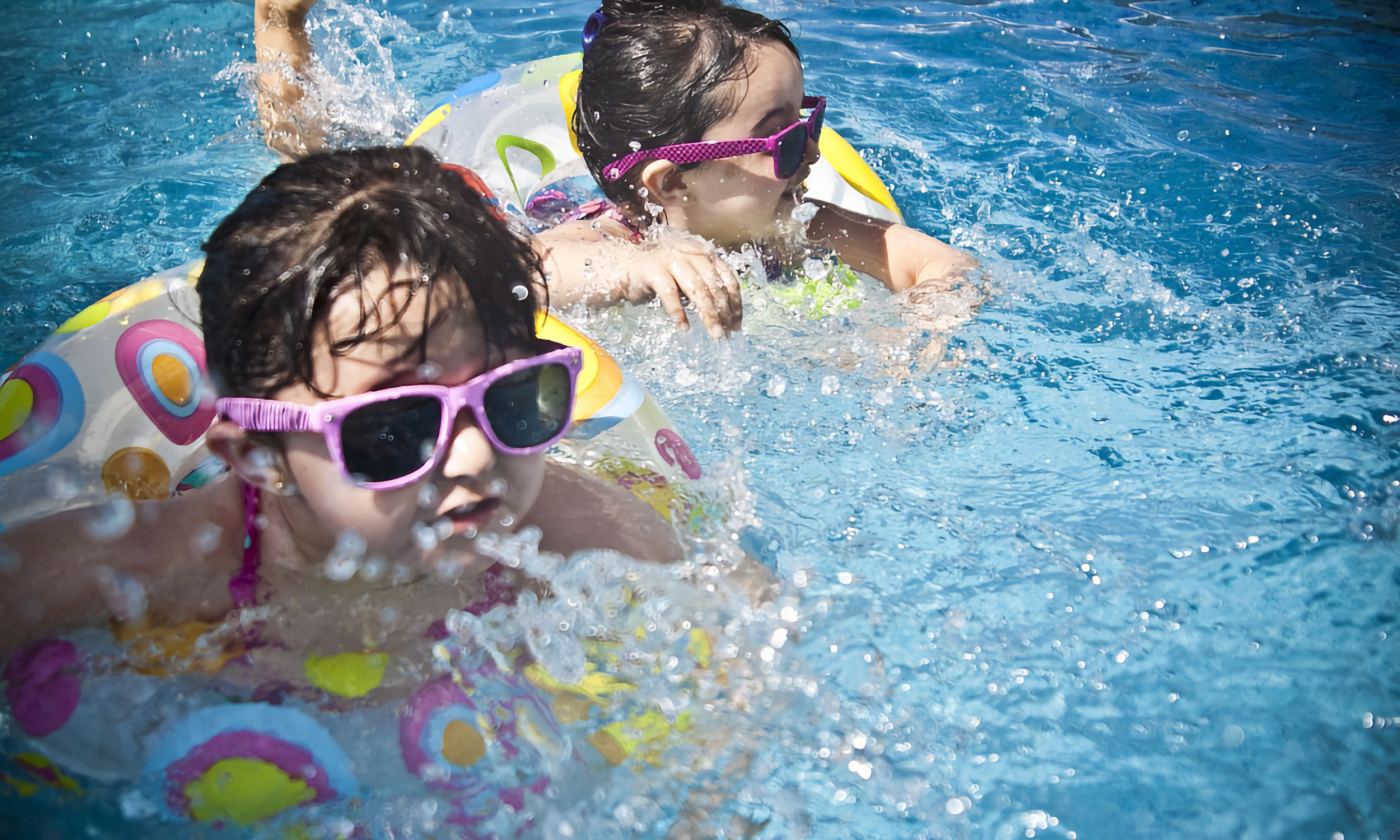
564, 198, 644, 242
229, 482, 261, 609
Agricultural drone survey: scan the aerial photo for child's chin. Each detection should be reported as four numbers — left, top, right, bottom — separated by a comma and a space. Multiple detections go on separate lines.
426, 546, 496, 581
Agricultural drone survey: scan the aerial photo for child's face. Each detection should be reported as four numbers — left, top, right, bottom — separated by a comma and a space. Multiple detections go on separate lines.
270, 265, 545, 567
675, 42, 818, 247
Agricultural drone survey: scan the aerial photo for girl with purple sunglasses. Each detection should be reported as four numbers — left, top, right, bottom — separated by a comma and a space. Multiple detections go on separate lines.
0, 146, 681, 660
536, 0, 977, 337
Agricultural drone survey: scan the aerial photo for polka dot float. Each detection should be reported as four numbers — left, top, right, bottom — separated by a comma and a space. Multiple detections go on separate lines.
0, 352, 85, 478
101, 447, 172, 501
114, 321, 215, 446
145, 704, 357, 824
398, 671, 564, 800
0, 378, 34, 440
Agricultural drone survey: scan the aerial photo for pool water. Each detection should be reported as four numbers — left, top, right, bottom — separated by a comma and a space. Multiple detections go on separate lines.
2, 0, 1398, 838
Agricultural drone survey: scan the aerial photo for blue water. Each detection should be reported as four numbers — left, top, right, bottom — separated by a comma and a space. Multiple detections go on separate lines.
2, 0, 1398, 838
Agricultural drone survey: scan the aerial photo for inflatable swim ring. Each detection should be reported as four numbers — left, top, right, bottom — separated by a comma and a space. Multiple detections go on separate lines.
1, 607, 720, 829
405, 52, 904, 226
0, 260, 712, 533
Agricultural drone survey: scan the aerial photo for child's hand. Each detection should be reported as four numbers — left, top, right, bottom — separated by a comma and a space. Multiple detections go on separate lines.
258, 0, 319, 26
254, 0, 323, 160
623, 240, 743, 339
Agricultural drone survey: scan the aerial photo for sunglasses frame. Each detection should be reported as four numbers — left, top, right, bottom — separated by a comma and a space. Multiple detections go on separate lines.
216, 340, 583, 491
603, 96, 826, 183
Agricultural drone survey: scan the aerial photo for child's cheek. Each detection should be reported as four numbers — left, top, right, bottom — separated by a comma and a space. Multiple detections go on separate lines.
501, 453, 546, 523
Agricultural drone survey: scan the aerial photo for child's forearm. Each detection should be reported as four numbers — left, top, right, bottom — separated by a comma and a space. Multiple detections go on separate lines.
808, 200, 976, 293
254, 0, 324, 160
533, 223, 636, 309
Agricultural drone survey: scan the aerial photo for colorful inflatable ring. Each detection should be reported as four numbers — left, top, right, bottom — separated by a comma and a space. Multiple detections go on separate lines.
142, 704, 358, 825
405, 52, 904, 225
0, 261, 711, 533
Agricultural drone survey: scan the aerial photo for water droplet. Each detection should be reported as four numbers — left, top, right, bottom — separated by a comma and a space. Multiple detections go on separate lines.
324, 530, 366, 581
95, 565, 146, 621
412, 521, 439, 552
512, 284, 529, 300
190, 523, 222, 555
417, 360, 443, 382
1177, 130, 1190, 141
360, 556, 388, 582
44, 464, 82, 501
821, 375, 840, 395
790, 201, 818, 223
85, 497, 135, 542
1223, 724, 1244, 747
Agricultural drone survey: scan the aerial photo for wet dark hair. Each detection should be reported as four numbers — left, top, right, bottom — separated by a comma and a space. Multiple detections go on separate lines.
199, 146, 543, 399
573, 0, 799, 213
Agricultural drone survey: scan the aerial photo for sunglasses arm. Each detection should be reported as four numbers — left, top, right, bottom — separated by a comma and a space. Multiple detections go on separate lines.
217, 398, 322, 434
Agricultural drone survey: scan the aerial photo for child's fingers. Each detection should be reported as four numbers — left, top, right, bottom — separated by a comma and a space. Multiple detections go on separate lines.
710, 257, 743, 332
671, 259, 725, 339
647, 271, 691, 333
700, 261, 736, 334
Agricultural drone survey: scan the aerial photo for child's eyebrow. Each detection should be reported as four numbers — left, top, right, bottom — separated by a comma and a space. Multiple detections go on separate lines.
751, 105, 794, 135
376, 307, 454, 371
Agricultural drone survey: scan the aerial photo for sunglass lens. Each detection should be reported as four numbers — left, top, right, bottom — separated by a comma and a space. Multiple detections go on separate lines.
341, 396, 443, 483
483, 362, 572, 450
810, 103, 824, 143
776, 125, 807, 180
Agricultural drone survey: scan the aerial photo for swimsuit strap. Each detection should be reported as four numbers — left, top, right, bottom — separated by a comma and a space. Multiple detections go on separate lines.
229, 482, 261, 609
565, 198, 644, 243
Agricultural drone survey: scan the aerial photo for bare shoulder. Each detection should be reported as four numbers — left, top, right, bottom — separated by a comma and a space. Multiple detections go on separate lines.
523, 462, 683, 563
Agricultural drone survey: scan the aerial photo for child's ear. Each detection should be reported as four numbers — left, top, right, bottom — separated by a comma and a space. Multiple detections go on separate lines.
639, 160, 687, 206
206, 420, 286, 492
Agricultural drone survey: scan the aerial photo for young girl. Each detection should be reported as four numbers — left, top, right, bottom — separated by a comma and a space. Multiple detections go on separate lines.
251, 0, 976, 340
0, 146, 680, 663
541, 0, 977, 337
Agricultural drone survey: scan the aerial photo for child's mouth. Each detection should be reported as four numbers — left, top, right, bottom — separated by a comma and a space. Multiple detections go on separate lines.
439, 497, 502, 536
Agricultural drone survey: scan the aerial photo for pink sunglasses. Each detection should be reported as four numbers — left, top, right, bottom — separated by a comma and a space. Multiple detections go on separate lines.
216, 341, 582, 491
604, 96, 826, 182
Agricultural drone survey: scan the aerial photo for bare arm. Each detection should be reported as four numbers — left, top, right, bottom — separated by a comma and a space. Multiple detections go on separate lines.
254, 0, 324, 160
524, 462, 684, 563
806, 199, 977, 293
0, 483, 244, 657
535, 220, 743, 339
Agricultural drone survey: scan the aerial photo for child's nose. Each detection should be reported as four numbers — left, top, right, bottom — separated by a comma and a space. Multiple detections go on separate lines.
803, 134, 821, 165
440, 414, 496, 480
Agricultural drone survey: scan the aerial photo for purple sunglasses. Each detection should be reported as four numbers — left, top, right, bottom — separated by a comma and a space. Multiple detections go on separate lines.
216, 341, 583, 491
604, 96, 826, 183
